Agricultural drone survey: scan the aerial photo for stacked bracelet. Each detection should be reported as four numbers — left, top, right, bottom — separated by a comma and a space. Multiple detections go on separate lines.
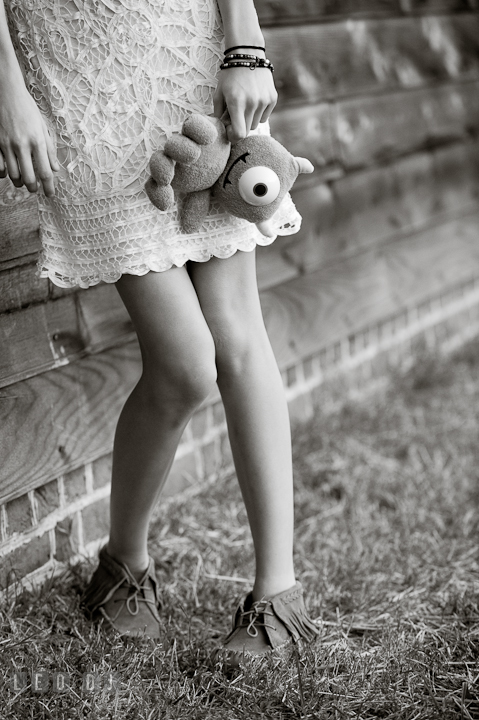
224, 45, 266, 55
220, 54, 274, 72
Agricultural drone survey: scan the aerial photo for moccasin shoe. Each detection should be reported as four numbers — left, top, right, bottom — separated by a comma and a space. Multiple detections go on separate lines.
80, 545, 162, 640
221, 582, 319, 667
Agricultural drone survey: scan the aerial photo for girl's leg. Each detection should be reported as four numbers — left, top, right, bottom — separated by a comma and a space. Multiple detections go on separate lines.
107, 267, 217, 576
188, 249, 296, 601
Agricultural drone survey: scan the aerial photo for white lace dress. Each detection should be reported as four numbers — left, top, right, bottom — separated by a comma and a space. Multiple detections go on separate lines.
3, 0, 302, 288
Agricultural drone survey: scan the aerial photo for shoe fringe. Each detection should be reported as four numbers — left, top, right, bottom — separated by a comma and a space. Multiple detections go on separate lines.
271, 590, 319, 644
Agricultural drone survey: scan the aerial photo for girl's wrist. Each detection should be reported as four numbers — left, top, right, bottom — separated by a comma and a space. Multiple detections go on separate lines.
217, 0, 265, 56
0, 53, 24, 88
224, 35, 265, 55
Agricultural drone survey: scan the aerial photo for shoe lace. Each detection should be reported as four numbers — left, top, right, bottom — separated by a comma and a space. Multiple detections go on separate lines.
239, 600, 277, 637
113, 579, 158, 616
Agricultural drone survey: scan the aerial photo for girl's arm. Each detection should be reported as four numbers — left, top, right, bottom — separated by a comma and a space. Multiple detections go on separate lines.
214, 0, 277, 144
0, 0, 59, 195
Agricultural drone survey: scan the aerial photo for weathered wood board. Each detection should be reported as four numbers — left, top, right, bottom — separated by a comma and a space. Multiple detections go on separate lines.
0, 262, 49, 313
0, 286, 135, 388
270, 81, 479, 187
261, 210, 479, 368
0, 342, 141, 504
269, 104, 340, 188
256, 237, 300, 291
406, 0, 476, 12
256, 0, 473, 26
257, 0, 401, 25
0, 196, 40, 264
76, 284, 135, 352
0, 295, 83, 386
282, 141, 479, 272
334, 81, 479, 168
266, 14, 479, 106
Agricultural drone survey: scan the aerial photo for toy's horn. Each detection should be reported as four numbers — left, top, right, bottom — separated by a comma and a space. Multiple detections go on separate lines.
295, 157, 314, 175
256, 219, 276, 238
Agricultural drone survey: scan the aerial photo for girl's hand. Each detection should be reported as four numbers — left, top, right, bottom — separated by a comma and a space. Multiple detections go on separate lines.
0, 78, 60, 197
213, 63, 278, 144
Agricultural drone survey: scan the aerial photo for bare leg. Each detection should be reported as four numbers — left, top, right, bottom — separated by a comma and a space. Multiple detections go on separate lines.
189, 249, 296, 601
107, 267, 217, 575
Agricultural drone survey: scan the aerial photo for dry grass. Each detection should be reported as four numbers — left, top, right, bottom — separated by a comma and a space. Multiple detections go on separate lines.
1, 339, 478, 719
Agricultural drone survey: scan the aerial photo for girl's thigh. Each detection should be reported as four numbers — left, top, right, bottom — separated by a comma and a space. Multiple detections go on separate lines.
115, 266, 216, 379
187, 249, 265, 341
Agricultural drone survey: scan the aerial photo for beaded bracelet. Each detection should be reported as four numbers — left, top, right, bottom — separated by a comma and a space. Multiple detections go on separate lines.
220, 57, 274, 72
224, 53, 264, 60
224, 45, 266, 55
224, 57, 272, 65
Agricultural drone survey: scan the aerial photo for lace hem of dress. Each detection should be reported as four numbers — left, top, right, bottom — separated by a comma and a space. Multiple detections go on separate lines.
38, 196, 303, 288
38, 229, 276, 288
37, 185, 303, 288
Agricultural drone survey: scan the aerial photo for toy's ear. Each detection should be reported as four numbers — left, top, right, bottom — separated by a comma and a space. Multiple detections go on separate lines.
256, 219, 276, 238
294, 157, 314, 175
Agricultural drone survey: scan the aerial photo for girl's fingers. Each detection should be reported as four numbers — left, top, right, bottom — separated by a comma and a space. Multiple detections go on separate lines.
43, 124, 60, 172
251, 103, 267, 132
213, 90, 225, 120
17, 149, 38, 193
243, 105, 256, 137
34, 139, 55, 196
0, 150, 6, 178
227, 105, 247, 144
260, 100, 277, 125
3, 148, 23, 187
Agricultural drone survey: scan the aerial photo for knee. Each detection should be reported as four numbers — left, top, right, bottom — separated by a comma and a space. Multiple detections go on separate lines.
142, 335, 217, 417
213, 314, 270, 377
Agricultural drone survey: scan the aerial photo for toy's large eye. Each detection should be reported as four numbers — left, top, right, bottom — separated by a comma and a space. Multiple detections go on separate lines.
238, 166, 281, 206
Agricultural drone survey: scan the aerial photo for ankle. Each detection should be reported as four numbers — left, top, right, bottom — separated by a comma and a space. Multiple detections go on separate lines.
252, 575, 297, 603
106, 543, 150, 576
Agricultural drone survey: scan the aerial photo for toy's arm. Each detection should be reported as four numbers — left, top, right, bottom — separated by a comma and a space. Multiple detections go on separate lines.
182, 189, 211, 234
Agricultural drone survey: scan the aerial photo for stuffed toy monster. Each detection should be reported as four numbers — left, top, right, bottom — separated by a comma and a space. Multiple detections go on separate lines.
145, 113, 314, 237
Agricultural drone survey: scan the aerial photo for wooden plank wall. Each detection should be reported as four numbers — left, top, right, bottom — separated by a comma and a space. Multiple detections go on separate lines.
1, 2, 479, 503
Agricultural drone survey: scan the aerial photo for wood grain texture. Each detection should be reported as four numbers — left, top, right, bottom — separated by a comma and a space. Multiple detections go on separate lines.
0, 263, 49, 313
261, 210, 479, 367
270, 82, 479, 185
257, 0, 400, 25
283, 141, 479, 273
0, 285, 135, 388
0, 295, 83, 387
0, 197, 40, 263
0, 342, 141, 504
269, 104, 340, 188
406, 0, 476, 11
256, 237, 300, 291
266, 14, 479, 106
76, 283, 134, 351
256, 0, 472, 25
335, 81, 479, 168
